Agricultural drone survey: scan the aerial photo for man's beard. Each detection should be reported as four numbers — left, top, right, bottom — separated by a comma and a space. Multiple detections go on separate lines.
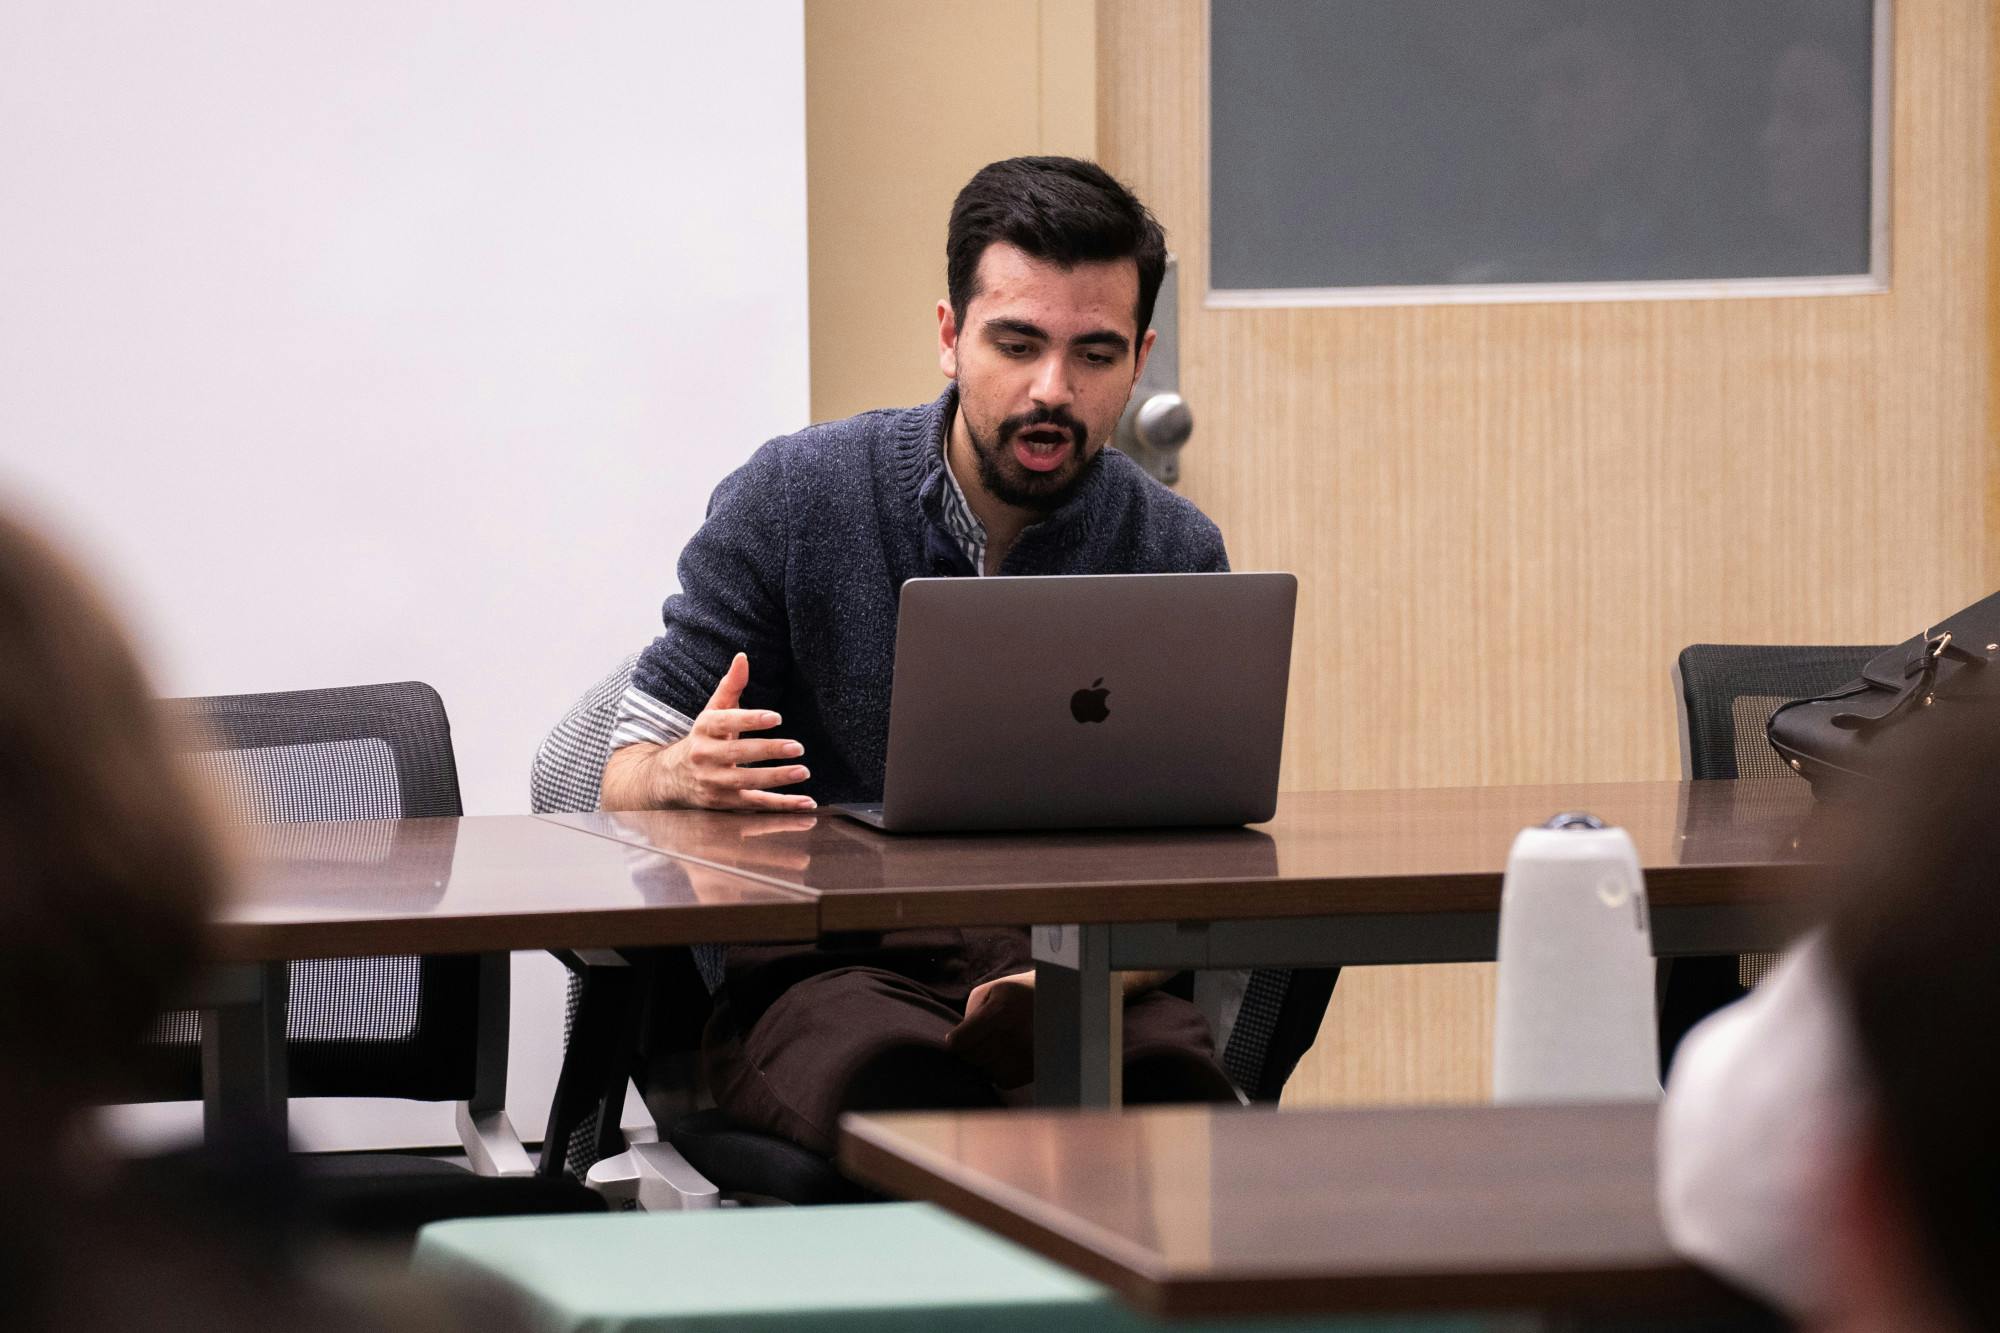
965, 404, 1098, 515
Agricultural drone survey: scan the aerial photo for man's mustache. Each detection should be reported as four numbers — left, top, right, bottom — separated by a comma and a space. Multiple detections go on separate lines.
998, 406, 1085, 441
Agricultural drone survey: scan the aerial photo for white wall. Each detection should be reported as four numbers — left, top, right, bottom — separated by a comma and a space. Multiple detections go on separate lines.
0, 2, 808, 1149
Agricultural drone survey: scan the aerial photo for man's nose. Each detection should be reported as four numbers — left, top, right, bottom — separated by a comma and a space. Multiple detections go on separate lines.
1029, 352, 1075, 409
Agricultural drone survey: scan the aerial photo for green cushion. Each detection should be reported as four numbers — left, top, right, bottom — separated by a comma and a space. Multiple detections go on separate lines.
414, 1202, 1125, 1332
413, 1201, 1529, 1333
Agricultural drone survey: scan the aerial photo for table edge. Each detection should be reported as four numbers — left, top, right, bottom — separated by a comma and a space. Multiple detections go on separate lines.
838, 1110, 1764, 1320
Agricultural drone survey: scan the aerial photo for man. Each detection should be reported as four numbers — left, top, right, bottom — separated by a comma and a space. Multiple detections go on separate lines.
601, 156, 1238, 1153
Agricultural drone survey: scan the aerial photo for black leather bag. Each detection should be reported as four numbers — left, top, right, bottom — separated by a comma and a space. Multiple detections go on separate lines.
1766, 591, 2000, 793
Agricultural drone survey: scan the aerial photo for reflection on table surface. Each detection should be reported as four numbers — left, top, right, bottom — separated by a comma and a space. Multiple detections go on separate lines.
554, 807, 1277, 887
840, 1102, 1753, 1320
546, 781, 1831, 927
210, 814, 815, 960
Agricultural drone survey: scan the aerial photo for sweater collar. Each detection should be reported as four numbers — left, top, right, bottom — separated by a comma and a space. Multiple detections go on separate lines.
895, 385, 1111, 560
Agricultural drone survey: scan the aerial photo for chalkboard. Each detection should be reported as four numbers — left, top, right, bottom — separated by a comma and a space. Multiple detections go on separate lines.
1210, 0, 1881, 298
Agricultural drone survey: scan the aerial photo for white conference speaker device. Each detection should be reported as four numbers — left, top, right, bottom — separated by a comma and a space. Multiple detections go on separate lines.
1492, 812, 1660, 1104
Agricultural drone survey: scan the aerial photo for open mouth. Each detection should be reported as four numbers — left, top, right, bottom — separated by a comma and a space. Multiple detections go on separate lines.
1012, 426, 1072, 473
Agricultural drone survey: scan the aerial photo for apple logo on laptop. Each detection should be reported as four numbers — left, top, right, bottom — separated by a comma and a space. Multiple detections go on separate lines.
1070, 678, 1110, 724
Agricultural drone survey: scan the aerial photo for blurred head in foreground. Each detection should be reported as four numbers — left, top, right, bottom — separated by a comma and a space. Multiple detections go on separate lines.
1822, 714, 2000, 1332
0, 510, 523, 1330
0, 506, 223, 1130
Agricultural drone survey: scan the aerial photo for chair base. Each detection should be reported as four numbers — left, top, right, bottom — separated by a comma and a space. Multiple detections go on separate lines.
300, 1153, 605, 1242
585, 1141, 720, 1211
667, 1109, 877, 1206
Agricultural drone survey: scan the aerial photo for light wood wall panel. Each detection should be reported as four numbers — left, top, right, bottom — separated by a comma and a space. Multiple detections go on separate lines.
1990, 0, 2000, 597
805, 0, 1096, 423
1098, 0, 1991, 1106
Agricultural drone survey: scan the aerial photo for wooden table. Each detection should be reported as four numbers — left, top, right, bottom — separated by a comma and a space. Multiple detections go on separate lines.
548, 779, 1835, 1103
550, 779, 1819, 931
839, 1102, 1766, 1323
200, 813, 814, 1143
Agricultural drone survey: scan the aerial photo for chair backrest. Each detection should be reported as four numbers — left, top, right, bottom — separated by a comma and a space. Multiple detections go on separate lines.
1673, 644, 1889, 782
140, 681, 482, 1102
531, 652, 642, 817
530, 654, 720, 1005
1219, 966, 1339, 1103
1667, 643, 1889, 1008
533, 655, 726, 1176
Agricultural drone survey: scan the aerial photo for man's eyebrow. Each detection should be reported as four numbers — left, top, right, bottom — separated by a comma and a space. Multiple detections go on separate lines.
981, 317, 1132, 354
982, 317, 1050, 341
1071, 329, 1132, 353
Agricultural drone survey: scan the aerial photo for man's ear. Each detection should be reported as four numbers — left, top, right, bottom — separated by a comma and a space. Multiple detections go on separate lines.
1130, 327, 1158, 386
937, 299, 960, 380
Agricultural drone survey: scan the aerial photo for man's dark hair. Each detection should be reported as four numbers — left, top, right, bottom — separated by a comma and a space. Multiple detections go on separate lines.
946, 156, 1167, 340
1828, 717, 2000, 1330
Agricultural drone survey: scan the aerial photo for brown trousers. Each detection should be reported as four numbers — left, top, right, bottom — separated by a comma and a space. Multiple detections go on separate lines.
703, 926, 1237, 1155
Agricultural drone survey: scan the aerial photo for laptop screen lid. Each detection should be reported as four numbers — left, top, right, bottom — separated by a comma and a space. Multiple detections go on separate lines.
870, 572, 1295, 832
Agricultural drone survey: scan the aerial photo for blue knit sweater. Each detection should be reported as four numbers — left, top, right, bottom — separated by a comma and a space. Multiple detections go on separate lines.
632, 386, 1229, 804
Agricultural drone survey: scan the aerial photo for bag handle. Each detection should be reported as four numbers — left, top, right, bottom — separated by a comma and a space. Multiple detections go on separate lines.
1831, 631, 1982, 731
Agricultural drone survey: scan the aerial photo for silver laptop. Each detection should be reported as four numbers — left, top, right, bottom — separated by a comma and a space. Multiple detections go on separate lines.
832, 572, 1296, 832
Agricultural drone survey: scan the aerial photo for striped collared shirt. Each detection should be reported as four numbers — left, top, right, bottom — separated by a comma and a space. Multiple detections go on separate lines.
934, 441, 988, 577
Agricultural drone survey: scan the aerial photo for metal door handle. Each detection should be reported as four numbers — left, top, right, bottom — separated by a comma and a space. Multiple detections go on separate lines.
1133, 392, 1193, 452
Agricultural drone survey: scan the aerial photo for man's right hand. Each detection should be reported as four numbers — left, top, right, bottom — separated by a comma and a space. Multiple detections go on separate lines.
601, 653, 814, 811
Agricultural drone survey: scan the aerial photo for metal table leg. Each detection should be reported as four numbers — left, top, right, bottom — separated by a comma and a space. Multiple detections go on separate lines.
200, 960, 289, 1147
1032, 923, 1119, 1108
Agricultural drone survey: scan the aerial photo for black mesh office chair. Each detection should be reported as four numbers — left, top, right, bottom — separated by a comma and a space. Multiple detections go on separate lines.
534, 658, 1341, 1201
146, 682, 600, 1237
1662, 644, 1885, 1067
530, 655, 860, 1202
